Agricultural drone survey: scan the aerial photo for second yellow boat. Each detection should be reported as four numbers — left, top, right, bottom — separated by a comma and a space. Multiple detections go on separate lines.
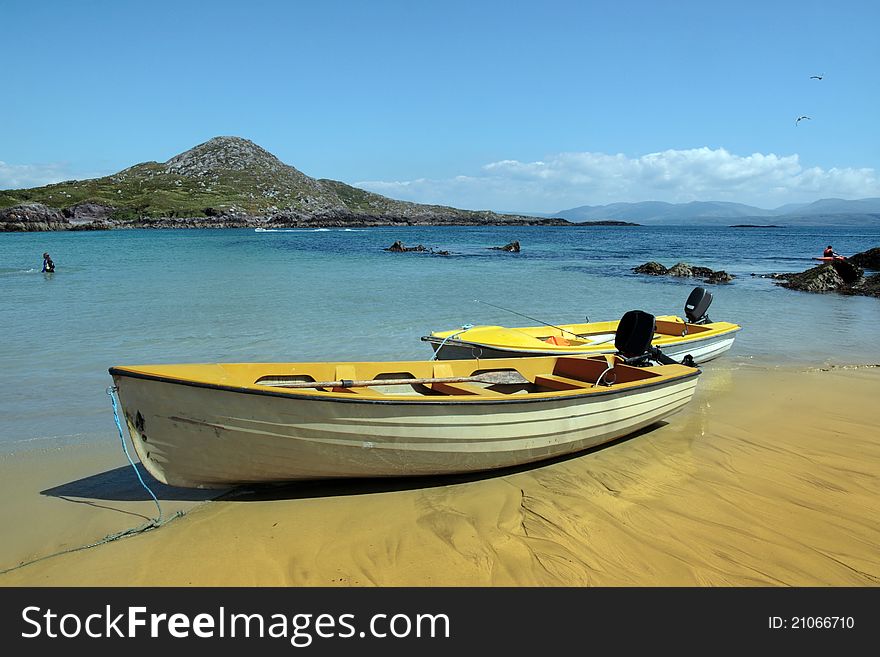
423, 287, 741, 363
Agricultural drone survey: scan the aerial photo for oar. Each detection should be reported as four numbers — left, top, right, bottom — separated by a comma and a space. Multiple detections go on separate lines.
261, 370, 531, 389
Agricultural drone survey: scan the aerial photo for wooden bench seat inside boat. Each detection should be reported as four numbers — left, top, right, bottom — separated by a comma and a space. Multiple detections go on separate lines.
424, 363, 495, 395
550, 356, 659, 385
429, 381, 496, 396
533, 374, 589, 391
655, 319, 710, 336
329, 385, 377, 394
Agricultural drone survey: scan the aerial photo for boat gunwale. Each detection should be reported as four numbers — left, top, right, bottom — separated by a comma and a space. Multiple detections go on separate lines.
108, 366, 701, 406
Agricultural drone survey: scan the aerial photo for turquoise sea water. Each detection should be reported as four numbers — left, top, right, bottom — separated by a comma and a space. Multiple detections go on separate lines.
2, 224, 879, 453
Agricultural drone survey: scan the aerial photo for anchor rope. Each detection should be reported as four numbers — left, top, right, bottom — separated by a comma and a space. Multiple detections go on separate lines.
107, 386, 163, 523
0, 388, 184, 576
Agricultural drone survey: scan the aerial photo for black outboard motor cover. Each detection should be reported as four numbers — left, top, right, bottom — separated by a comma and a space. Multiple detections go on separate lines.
616, 310, 656, 358
684, 287, 713, 324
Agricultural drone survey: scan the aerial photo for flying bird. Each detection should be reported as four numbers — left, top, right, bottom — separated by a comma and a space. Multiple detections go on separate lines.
796, 115, 811, 126
809, 74, 823, 80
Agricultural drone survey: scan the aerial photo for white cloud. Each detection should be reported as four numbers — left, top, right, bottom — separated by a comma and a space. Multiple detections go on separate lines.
0, 161, 70, 189
355, 147, 880, 212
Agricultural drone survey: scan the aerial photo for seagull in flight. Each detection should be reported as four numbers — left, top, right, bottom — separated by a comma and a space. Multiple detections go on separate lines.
796, 115, 811, 126
809, 74, 823, 80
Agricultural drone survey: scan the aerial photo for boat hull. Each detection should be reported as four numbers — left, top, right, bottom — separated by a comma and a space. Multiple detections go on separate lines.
110, 367, 699, 489
424, 331, 737, 364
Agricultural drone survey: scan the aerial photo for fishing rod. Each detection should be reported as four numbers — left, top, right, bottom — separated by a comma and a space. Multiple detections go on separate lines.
474, 300, 585, 339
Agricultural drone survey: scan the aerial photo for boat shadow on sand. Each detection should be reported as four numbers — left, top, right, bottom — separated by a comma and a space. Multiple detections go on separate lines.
41, 422, 668, 504
40, 464, 220, 503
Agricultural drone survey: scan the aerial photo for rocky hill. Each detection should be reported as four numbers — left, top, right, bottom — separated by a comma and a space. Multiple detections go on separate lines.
0, 137, 571, 230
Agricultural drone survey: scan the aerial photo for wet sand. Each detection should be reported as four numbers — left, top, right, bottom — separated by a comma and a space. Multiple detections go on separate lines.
1, 364, 879, 586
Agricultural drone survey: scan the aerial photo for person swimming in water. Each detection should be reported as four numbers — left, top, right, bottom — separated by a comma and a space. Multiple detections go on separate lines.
41, 252, 55, 272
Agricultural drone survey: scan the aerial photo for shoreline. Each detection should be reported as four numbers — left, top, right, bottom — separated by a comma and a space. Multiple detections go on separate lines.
0, 217, 640, 232
2, 361, 879, 586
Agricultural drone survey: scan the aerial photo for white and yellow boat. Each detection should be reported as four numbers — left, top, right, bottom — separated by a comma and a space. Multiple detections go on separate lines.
423, 287, 741, 364
109, 314, 700, 488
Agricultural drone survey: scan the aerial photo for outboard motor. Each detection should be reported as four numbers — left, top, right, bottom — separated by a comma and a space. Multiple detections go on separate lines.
684, 286, 713, 324
615, 310, 682, 366
615, 310, 656, 359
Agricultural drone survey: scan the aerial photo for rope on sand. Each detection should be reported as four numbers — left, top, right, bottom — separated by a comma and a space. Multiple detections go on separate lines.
0, 389, 183, 576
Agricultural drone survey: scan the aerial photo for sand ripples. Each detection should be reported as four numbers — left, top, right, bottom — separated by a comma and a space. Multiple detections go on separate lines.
2, 366, 878, 586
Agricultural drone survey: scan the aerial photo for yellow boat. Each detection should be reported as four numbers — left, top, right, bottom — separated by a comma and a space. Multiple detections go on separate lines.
423, 287, 741, 364
109, 312, 700, 488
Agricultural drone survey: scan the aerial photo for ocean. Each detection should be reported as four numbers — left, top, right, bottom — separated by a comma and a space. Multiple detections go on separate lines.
2, 224, 879, 454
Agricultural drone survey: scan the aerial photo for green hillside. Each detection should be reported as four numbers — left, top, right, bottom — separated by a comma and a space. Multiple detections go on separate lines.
0, 137, 554, 225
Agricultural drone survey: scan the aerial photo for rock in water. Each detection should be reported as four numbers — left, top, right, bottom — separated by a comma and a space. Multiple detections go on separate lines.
633, 261, 733, 284
848, 247, 880, 270
633, 261, 668, 275
488, 241, 520, 252
384, 241, 428, 252
777, 263, 848, 293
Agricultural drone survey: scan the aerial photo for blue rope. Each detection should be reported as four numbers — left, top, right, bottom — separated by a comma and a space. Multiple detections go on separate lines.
107, 386, 163, 523
430, 324, 475, 360
0, 388, 177, 575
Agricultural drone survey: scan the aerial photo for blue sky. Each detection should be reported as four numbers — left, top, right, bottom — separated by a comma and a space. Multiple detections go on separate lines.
2, 0, 879, 212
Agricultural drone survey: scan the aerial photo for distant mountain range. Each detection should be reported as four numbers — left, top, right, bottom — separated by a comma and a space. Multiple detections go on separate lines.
550, 198, 880, 226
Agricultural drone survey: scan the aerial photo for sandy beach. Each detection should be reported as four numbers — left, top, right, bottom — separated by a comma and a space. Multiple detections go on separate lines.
1, 363, 878, 587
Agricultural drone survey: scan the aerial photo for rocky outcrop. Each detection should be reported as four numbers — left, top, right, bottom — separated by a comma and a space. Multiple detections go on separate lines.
383, 241, 454, 256
0, 201, 113, 231
0, 203, 70, 231
63, 202, 115, 224
632, 261, 734, 284
848, 247, 880, 270
849, 273, 880, 297
384, 241, 429, 253
772, 259, 879, 297
163, 136, 288, 177
824, 259, 862, 284
633, 261, 668, 276
776, 264, 850, 293
488, 241, 520, 252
